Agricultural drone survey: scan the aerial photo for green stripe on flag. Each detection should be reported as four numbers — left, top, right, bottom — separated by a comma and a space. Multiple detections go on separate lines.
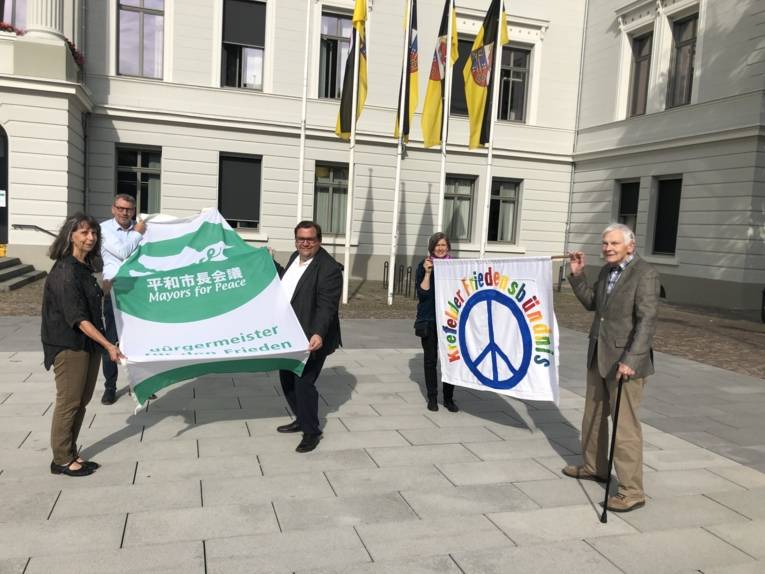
132, 357, 306, 405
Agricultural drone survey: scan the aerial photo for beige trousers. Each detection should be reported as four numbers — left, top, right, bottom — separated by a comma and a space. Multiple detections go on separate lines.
50, 350, 101, 465
580, 362, 646, 497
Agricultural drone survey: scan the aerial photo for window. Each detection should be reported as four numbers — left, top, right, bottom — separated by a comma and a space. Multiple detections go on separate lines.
2, 0, 26, 28
498, 47, 530, 122
319, 12, 352, 99
314, 164, 347, 235
444, 176, 475, 241
118, 0, 164, 79
219, 155, 261, 229
629, 33, 652, 116
222, 0, 266, 90
667, 14, 697, 108
450, 38, 473, 116
488, 179, 520, 243
618, 181, 640, 232
653, 178, 682, 255
116, 147, 161, 214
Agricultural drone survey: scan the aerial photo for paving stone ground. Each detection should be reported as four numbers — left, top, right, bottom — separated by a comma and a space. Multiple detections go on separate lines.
0, 318, 763, 573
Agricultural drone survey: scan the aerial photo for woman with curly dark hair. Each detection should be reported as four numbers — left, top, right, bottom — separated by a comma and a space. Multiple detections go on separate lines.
42, 213, 125, 476
414, 231, 459, 413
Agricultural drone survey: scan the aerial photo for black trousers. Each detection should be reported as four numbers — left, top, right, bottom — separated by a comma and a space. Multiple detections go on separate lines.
279, 352, 327, 436
102, 294, 118, 391
420, 322, 454, 401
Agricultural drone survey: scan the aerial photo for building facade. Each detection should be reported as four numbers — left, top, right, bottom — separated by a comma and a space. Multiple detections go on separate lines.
0, 0, 763, 313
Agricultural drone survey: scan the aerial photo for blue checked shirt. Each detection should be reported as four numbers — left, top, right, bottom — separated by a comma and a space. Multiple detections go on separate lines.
606, 254, 634, 295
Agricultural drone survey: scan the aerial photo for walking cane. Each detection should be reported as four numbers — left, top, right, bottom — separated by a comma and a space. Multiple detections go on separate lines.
600, 373, 626, 523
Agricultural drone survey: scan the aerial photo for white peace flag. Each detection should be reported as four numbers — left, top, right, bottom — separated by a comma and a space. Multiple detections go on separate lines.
433, 257, 559, 403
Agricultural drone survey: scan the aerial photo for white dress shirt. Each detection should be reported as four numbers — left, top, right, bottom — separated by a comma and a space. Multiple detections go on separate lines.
100, 218, 143, 281
280, 256, 313, 302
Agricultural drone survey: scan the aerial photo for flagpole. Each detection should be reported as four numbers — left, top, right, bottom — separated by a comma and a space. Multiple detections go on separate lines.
387, 0, 414, 306
436, 0, 454, 231
297, 0, 315, 222
342, 19, 363, 305
478, 1, 504, 259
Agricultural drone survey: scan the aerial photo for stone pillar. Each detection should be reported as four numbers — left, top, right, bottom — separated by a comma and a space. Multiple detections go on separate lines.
25, 0, 65, 40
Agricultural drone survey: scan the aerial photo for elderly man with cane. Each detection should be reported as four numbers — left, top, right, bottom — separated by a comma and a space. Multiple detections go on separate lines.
563, 223, 659, 513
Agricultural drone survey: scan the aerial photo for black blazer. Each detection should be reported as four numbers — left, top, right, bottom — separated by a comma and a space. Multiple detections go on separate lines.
276, 247, 343, 356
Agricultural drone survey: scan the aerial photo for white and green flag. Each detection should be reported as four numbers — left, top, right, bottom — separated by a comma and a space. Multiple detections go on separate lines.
112, 210, 308, 405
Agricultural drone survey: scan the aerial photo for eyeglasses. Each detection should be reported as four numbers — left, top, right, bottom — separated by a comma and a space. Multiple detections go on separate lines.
113, 206, 135, 213
295, 237, 318, 244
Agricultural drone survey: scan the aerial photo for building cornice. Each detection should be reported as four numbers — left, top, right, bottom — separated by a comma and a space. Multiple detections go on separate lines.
0, 74, 93, 111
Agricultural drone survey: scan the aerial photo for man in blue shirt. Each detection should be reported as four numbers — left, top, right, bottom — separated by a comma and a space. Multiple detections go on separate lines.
99, 194, 145, 404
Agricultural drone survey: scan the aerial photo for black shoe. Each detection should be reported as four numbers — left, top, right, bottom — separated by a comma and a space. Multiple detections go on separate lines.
427, 398, 438, 412
101, 389, 116, 405
296, 433, 322, 453
50, 461, 94, 477
277, 420, 301, 433
444, 399, 459, 413
79, 460, 101, 471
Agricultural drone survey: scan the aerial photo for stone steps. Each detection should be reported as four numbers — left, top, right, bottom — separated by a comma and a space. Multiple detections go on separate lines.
0, 257, 47, 292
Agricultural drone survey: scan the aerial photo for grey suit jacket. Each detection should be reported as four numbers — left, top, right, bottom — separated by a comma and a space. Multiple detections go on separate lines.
569, 255, 659, 379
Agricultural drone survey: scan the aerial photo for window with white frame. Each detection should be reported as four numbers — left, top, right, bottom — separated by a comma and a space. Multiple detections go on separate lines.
498, 46, 530, 122
444, 176, 475, 241
118, 0, 164, 79
319, 12, 352, 99
488, 179, 520, 243
314, 164, 347, 235
116, 147, 161, 214
222, 0, 266, 90
667, 13, 698, 108
219, 154, 261, 229
629, 32, 652, 116
1, 0, 26, 28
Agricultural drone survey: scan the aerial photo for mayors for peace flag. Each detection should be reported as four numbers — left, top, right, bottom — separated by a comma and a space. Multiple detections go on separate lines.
111, 210, 309, 405
434, 257, 559, 403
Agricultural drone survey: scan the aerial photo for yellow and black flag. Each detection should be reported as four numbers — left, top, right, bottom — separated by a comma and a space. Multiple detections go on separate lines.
421, 0, 458, 148
463, 0, 508, 149
394, 0, 419, 142
336, 0, 368, 140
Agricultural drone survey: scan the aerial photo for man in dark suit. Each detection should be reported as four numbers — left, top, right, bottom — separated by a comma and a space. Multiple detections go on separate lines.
563, 223, 659, 512
274, 221, 342, 453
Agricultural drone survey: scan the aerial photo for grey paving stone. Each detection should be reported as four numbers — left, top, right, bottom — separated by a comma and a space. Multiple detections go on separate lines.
707, 520, 765, 560
141, 419, 250, 440
258, 448, 377, 476
25, 542, 205, 574
205, 527, 370, 573
325, 465, 453, 496
588, 527, 755, 574
275, 491, 417, 531
124, 503, 278, 546
202, 472, 335, 506
0, 488, 58, 524
706, 488, 765, 519
515, 477, 613, 508
0, 558, 26, 574
398, 426, 503, 445
643, 447, 739, 471
339, 415, 437, 431
51, 479, 201, 518
0, 514, 124, 560
466, 437, 574, 461
489, 504, 637, 544
436, 459, 559, 485
0, 402, 51, 417
424, 410, 520, 428
322, 404, 380, 417
452, 539, 624, 573
316, 430, 411, 450
135, 454, 263, 483
297, 555, 462, 574
643, 469, 746, 498
366, 444, 480, 467
357, 515, 511, 561
485, 421, 578, 439
617, 494, 749, 531
1, 460, 137, 490
693, 562, 765, 574
709, 466, 765, 489
79, 436, 198, 463
401, 483, 539, 517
